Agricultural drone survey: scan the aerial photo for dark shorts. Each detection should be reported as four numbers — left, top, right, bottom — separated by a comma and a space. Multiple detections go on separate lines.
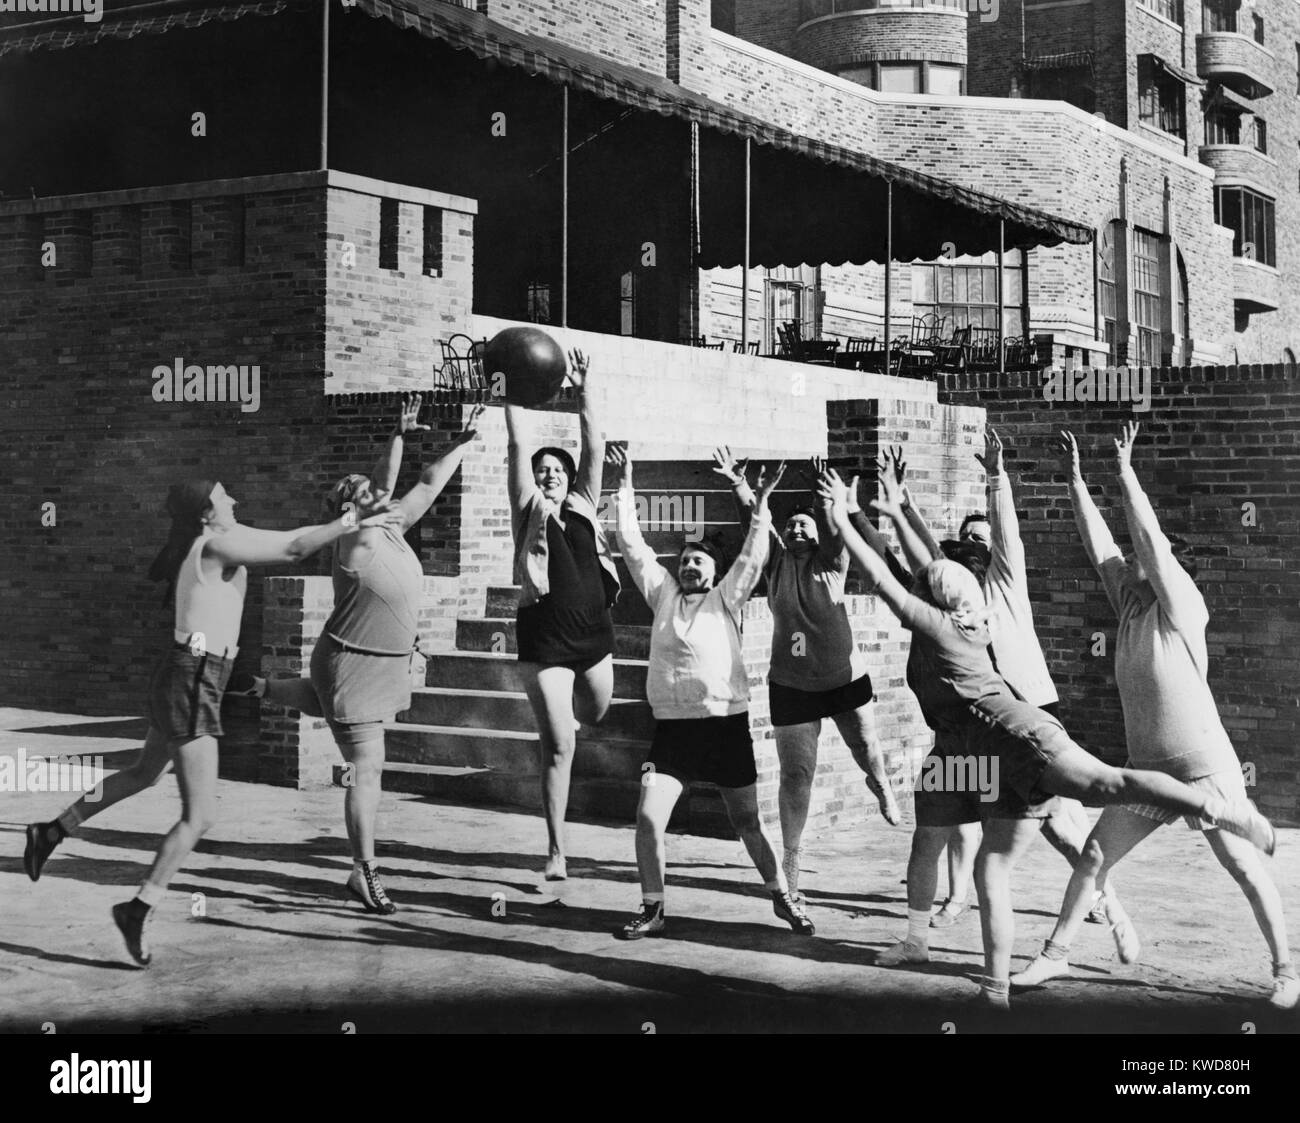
646, 712, 758, 789
913, 721, 1060, 826
970, 698, 1070, 819
147, 644, 235, 740
516, 601, 615, 667
769, 673, 874, 727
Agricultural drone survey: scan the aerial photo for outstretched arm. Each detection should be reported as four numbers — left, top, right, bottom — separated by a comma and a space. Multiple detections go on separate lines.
397, 403, 484, 529
608, 445, 670, 609
505, 404, 537, 517
977, 426, 1026, 583
373, 393, 432, 497
718, 461, 781, 613
1060, 430, 1120, 569
885, 445, 943, 565
817, 471, 914, 622
1113, 422, 1198, 618
206, 507, 404, 568
874, 463, 936, 575
570, 350, 604, 506
808, 456, 844, 566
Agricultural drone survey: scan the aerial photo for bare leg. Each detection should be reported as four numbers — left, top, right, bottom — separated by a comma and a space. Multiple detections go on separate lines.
774, 721, 820, 895
140, 735, 220, 890
521, 662, 578, 877
1205, 828, 1290, 967
1042, 797, 1124, 917
334, 722, 386, 863
945, 822, 980, 907
831, 702, 901, 824
878, 824, 950, 965
263, 677, 325, 717
973, 817, 1041, 1003
571, 655, 614, 726
65, 727, 172, 830
634, 772, 685, 897
720, 784, 783, 887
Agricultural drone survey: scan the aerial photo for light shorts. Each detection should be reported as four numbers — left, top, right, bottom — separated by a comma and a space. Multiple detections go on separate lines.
1122, 766, 1248, 831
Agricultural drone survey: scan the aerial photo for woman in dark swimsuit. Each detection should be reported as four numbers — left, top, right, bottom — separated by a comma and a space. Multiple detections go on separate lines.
507, 349, 619, 880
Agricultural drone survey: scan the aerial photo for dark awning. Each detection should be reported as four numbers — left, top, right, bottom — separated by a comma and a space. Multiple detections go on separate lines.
0, 0, 292, 55
1204, 82, 1255, 114
1023, 50, 1094, 71
1144, 52, 1206, 88
350, 0, 1092, 253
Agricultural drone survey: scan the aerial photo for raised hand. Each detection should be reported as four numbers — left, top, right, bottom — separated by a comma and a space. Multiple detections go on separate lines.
455, 402, 486, 444
606, 442, 633, 490
712, 445, 749, 486
974, 426, 1004, 474
349, 500, 405, 533
846, 473, 862, 514
567, 348, 590, 392
816, 466, 849, 513
874, 462, 906, 518
755, 460, 787, 507
1114, 421, 1140, 471
397, 392, 432, 436
1058, 429, 1082, 479
886, 444, 907, 485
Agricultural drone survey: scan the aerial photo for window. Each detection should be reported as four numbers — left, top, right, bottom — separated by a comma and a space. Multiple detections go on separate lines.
1132, 230, 1166, 366
619, 271, 636, 336
378, 197, 399, 271
526, 281, 551, 324
1175, 250, 1190, 364
1215, 186, 1276, 266
1203, 0, 1235, 33
878, 64, 922, 94
910, 251, 1027, 336
422, 206, 443, 277
929, 64, 964, 96
837, 64, 875, 87
1028, 66, 1097, 113
1098, 223, 1118, 363
1139, 58, 1185, 138
1140, 0, 1183, 23
1204, 106, 1241, 145
1252, 117, 1267, 154
1252, 12, 1264, 45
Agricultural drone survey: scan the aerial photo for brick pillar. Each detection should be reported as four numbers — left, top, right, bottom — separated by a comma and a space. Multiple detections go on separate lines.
141, 199, 192, 274
665, 0, 711, 89
92, 205, 142, 277
826, 398, 882, 595
42, 209, 92, 282
192, 196, 245, 271
0, 213, 44, 285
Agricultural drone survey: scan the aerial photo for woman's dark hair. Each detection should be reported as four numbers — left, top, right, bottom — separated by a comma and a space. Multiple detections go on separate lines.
786, 505, 818, 522
147, 480, 217, 601
959, 512, 990, 535
531, 446, 577, 485
940, 538, 992, 586
1166, 534, 1198, 581
680, 535, 730, 577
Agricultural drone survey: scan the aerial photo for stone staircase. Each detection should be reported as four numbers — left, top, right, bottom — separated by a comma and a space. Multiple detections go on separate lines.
347, 458, 806, 836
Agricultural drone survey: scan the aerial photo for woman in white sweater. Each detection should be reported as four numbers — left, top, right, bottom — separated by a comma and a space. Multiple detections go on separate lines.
607, 445, 814, 940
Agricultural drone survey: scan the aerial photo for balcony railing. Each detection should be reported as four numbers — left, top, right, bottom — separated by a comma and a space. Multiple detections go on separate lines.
800, 0, 970, 23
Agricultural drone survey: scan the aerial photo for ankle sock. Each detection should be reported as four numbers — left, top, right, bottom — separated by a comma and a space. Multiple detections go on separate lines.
136, 880, 165, 908
764, 878, 784, 894
1043, 938, 1070, 961
643, 892, 664, 905
1274, 961, 1297, 980
980, 975, 1011, 999
907, 909, 931, 943
55, 808, 80, 836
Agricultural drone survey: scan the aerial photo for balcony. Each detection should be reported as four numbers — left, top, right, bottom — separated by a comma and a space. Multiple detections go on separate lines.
795, 0, 969, 73
1199, 144, 1276, 192
799, 0, 971, 24
1233, 257, 1279, 313
1196, 33, 1274, 98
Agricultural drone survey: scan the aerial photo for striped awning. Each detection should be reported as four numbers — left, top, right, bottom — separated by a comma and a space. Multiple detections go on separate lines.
1023, 50, 1095, 71
1145, 52, 1206, 88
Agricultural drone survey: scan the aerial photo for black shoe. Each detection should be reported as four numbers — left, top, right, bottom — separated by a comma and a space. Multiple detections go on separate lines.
24, 821, 62, 882
111, 901, 153, 967
772, 890, 816, 935
615, 901, 666, 940
225, 671, 262, 698
347, 864, 397, 915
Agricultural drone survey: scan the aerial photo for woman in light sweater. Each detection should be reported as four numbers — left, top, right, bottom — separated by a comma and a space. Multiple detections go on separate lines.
1012, 425, 1296, 1010
608, 445, 814, 940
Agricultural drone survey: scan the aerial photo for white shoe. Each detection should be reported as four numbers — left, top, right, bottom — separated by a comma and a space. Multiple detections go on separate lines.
1010, 953, 1071, 988
1210, 797, 1276, 856
876, 937, 929, 967
1103, 895, 1141, 965
1269, 972, 1299, 1010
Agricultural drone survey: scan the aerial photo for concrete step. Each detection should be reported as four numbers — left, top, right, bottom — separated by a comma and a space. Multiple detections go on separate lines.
403, 687, 654, 739
424, 651, 648, 697
486, 582, 654, 626
456, 618, 651, 659
384, 722, 648, 782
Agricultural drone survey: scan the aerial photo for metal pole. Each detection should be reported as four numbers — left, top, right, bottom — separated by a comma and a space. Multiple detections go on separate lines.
561, 86, 570, 328
690, 121, 701, 341
1092, 228, 1100, 344
884, 180, 893, 375
741, 137, 751, 353
997, 218, 1006, 375
319, 0, 330, 171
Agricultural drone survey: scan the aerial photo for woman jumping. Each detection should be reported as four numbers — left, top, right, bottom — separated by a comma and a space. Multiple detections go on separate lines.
506, 349, 620, 880
1011, 425, 1296, 1010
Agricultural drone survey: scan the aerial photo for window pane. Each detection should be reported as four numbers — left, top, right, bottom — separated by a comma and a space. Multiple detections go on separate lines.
838, 65, 875, 87
929, 65, 963, 96
911, 265, 935, 303
1006, 269, 1023, 306
939, 269, 954, 302
879, 64, 921, 94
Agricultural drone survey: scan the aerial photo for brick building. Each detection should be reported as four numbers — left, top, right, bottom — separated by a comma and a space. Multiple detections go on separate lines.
2, 0, 1297, 830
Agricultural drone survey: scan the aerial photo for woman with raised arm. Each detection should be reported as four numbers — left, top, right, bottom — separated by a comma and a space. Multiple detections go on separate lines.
1012, 426, 1296, 1010
27, 477, 402, 966
712, 446, 900, 906
611, 446, 813, 940
506, 350, 620, 881
816, 467, 1275, 1008
252, 394, 484, 916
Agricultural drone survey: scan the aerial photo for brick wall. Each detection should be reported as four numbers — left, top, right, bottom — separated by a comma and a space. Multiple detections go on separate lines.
487, 0, 670, 75
794, 9, 968, 71
939, 363, 1300, 825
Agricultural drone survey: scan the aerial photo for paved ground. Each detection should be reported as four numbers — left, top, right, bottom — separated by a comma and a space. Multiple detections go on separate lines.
2, 708, 1297, 1035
